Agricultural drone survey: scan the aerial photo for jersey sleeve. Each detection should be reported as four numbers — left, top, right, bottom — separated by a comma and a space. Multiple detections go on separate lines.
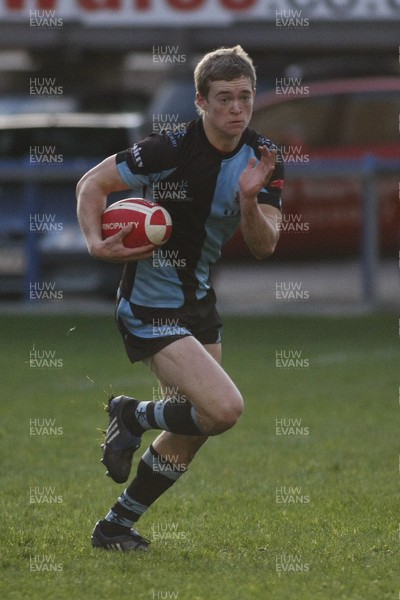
254, 134, 284, 211
258, 157, 284, 211
115, 131, 178, 191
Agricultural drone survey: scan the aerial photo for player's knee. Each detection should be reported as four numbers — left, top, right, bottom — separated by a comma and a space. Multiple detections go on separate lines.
207, 392, 244, 434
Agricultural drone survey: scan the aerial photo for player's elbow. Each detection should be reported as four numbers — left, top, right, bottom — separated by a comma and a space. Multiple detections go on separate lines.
253, 248, 273, 260
252, 238, 279, 260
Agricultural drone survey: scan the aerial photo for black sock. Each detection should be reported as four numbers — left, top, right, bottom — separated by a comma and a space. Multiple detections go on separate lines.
104, 445, 187, 533
122, 398, 204, 436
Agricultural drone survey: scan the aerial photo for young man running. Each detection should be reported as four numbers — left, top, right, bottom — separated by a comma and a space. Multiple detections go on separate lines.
76, 45, 284, 551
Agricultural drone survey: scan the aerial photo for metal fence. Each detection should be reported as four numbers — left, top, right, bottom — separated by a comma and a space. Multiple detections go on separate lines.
0, 156, 398, 309
286, 156, 399, 309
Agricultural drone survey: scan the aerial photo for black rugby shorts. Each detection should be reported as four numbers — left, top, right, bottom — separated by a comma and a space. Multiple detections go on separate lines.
116, 299, 222, 363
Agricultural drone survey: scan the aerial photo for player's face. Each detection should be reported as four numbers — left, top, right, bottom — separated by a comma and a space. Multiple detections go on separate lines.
196, 77, 255, 147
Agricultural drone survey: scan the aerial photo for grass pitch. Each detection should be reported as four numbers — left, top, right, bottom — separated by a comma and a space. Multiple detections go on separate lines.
0, 312, 398, 600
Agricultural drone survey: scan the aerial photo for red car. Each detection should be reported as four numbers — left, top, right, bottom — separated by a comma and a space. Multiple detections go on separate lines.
223, 76, 400, 259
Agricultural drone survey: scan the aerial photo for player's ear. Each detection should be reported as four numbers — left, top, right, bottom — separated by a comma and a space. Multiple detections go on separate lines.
195, 92, 207, 113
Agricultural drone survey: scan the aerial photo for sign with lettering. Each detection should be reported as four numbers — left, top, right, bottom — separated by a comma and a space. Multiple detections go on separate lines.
1, 0, 399, 26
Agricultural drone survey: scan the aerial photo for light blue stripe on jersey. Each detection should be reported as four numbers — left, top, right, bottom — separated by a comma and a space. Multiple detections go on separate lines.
130, 259, 185, 308
116, 160, 176, 189
116, 157, 186, 307
193, 148, 248, 299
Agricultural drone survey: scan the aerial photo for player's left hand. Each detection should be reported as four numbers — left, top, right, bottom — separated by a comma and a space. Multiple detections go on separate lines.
239, 145, 276, 201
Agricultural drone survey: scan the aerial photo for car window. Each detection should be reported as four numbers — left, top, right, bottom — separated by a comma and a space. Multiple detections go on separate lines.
0, 127, 131, 159
251, 96, 339, 149
342, 92, 399, 146
251, 90, 399, 150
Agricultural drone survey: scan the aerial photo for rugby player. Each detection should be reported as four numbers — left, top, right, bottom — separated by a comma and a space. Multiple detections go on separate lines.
76, 45, 284, 551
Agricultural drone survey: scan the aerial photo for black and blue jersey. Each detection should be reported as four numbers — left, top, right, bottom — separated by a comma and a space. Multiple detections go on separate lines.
115, 118, 283, 323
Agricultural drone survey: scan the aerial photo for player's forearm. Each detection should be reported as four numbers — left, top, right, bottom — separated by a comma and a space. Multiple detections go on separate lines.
240, 197, 279, 260
77, 155, 125, 256
76, 162, 156, 263
76, 176, 107, 256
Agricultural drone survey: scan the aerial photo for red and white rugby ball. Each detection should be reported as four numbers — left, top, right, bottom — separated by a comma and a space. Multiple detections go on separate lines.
101, 198, 172, 248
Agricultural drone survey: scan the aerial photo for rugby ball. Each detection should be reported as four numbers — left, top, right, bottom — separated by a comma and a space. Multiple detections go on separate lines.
101, 198, 172, 248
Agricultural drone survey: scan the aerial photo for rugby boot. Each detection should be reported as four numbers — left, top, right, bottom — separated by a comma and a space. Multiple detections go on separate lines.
101, 395, 141, 484
91, 520, 150, 551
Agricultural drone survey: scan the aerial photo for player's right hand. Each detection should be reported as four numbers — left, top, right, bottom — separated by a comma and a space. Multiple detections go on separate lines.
88, 224, 156, 263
